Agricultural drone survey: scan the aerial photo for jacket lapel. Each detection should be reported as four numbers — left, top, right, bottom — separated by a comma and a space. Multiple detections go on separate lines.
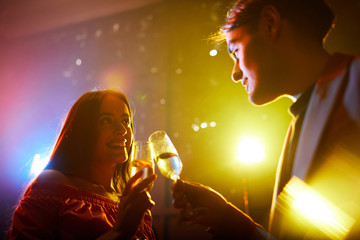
291, 54, 353, 179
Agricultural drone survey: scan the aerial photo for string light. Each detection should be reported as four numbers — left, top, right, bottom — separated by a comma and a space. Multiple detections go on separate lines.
192, 124, 200, 132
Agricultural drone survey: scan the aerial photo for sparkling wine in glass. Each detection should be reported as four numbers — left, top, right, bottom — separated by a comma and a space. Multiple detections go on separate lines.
149, 131, 183, 181
149, 131, 195, 221
129, 140, 155, 191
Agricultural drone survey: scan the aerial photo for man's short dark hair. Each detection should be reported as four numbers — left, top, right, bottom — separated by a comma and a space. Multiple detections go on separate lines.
216, 0, 334, 45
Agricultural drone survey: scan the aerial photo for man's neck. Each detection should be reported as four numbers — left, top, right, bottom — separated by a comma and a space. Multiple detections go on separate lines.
288, 49, 330, 97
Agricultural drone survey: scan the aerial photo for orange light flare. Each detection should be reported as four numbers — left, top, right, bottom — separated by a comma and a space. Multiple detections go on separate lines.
100, 64, 133, 92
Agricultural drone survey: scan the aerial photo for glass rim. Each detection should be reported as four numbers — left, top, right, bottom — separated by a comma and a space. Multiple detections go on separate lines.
149, 130, 167, 141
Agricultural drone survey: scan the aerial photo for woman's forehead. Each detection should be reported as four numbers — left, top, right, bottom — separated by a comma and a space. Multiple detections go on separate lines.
99, 95, 130, 115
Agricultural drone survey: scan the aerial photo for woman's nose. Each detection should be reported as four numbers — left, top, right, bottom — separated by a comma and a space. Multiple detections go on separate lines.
115, 122, 127, 135
232, 63, 243, 83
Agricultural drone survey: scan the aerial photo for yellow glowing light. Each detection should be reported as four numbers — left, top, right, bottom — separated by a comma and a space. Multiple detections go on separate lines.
237, 136, 265, 163
209, 49, 218, 56
293, 192, 334, 222
279, 177, 355, 239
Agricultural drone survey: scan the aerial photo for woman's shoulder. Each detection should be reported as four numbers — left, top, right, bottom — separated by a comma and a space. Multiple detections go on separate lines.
34, 169, 72, 185
27, 171, 92, 201
19, 170, 78, 203
33, 170, 119, 203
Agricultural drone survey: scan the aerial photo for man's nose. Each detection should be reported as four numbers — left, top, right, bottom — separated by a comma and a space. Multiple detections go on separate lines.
232, 63, 243, 83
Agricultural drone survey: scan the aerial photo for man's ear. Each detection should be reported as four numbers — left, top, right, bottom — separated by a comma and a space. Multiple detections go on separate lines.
259, 5, 281, 41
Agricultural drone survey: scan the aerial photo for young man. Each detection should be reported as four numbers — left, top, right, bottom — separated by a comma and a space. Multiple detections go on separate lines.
172, 0, 360, 239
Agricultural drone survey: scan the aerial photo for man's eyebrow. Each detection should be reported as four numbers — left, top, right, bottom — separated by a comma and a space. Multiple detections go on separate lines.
227, 36, 243, 54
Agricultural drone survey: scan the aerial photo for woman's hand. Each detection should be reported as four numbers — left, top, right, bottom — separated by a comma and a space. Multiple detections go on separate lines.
100, 171, 156, 240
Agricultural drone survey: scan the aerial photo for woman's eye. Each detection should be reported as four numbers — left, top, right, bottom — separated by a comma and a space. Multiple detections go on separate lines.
100, 117, 112, 125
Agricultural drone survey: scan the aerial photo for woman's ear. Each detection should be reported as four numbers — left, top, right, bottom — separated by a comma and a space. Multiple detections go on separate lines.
259, 5, 281, 41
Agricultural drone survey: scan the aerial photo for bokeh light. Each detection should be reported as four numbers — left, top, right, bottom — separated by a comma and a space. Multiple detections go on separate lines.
209, 49, 217, 56
75, 58, 82, 66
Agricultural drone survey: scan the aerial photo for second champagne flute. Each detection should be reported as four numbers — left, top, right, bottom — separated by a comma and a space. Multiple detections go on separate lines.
149, 131, 196, 221
149, 131, 183, 182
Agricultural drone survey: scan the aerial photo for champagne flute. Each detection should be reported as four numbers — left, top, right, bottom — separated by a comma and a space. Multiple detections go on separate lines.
149, 131, 182, 181
149, 131, 196, 221
129, 140, 155, 191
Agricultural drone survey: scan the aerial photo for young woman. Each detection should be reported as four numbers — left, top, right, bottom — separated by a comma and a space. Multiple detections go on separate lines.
7, 90, 157, 239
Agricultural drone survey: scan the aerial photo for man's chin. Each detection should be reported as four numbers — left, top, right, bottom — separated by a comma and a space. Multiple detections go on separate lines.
249, 93, 279, 106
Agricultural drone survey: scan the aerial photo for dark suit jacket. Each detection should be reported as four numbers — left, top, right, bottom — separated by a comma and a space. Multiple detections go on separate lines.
269, 54, 360, 239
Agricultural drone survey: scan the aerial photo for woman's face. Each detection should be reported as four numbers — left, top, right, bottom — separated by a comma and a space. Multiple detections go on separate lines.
92, 94, 133, 167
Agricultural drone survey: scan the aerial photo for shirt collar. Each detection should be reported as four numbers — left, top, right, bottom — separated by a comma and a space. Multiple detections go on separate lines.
289, 84, 315, 118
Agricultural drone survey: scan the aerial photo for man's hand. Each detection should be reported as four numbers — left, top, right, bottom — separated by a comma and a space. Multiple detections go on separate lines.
172, 179, 265, 239
171, 179, 228, 228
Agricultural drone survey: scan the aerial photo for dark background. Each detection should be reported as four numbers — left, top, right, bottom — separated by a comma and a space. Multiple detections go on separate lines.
1, 0, 360, 239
